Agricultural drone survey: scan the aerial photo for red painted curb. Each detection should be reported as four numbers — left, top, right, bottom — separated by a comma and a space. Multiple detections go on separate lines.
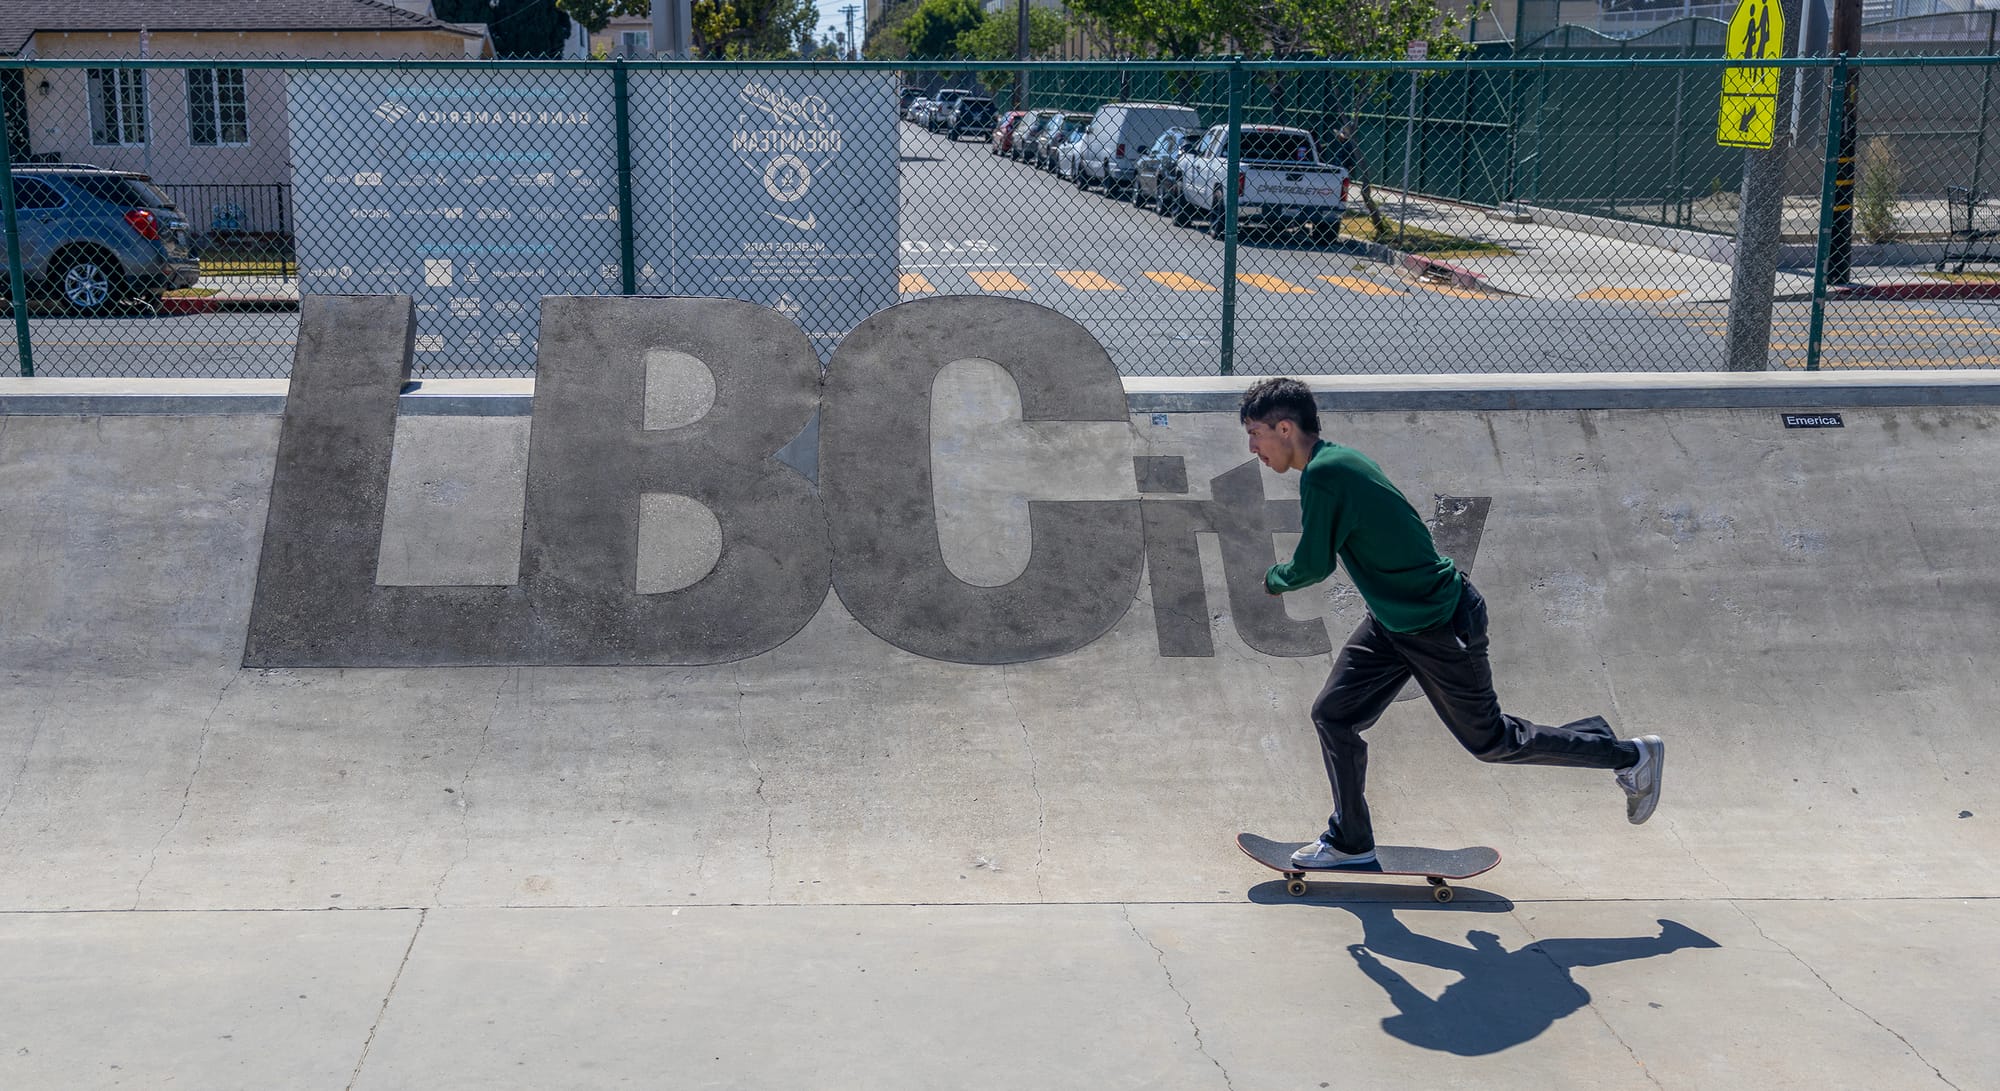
1832, 282, 2000, 301
1398, 253, 1487, 291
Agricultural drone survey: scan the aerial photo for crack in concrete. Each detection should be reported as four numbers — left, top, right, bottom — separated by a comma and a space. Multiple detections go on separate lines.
1730, 902, 1961, 1089
0, 708, 45, 828
999, 667, 1047, 902
1665, 819, 1734, 897
1124, 905, 1235, 1091
734, 665, 775, 902
1511, 908, 1665, 1090
133, 674, 239, 909
432, 671, 508, 909
345, 907, 427, 1091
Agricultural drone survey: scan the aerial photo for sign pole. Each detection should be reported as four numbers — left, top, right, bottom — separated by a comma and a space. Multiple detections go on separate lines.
1825, 0, 1862, 284
1722, 0, 1803, 372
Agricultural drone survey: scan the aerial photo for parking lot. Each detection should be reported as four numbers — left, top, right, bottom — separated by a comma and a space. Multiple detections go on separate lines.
3, 102, 1995, 378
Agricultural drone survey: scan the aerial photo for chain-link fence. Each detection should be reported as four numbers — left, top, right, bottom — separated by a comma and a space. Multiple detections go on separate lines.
2, 55, 1996, 378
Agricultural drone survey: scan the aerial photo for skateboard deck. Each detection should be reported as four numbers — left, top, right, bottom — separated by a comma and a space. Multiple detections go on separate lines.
1236, 833, 1500, 902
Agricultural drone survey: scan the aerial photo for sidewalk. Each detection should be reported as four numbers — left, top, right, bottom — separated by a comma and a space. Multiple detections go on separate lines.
1377, 194, 1999, 303
166, 273, 299, 314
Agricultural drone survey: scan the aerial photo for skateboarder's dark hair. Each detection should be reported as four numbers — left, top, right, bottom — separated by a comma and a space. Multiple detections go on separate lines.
1239, 377, 1320, 435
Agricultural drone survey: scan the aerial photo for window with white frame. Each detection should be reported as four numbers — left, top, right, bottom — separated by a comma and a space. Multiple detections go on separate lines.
619, 30, 650, 57
186, 68, 249, 146
87, 68, 149, 146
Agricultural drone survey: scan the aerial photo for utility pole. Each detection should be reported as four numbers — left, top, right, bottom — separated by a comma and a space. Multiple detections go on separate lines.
839, 4, 860, 59
1015, 0, 1031, 111
652, 0, 693, 59
1825, 0, 1862, 283
1723, 0, 1806, 372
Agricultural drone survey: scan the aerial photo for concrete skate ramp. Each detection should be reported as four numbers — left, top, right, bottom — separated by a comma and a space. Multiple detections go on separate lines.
1, 296, 1996, 1088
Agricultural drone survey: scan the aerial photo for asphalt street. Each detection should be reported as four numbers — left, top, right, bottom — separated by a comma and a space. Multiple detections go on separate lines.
3, 117, 1995, 378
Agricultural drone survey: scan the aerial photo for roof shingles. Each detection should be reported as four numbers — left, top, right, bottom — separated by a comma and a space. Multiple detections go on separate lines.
1, 0, 481, 57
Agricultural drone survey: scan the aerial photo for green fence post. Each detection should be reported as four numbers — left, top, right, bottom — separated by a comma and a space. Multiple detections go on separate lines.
614, 58, 637, 296
1220, 57, 1243, 377
1807, 57, 1849, 374
0, 93, 31, 377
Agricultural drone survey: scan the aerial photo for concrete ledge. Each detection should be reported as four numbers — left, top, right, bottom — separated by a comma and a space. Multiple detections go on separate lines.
7, 372, 2000, 416
0, 377, 535, 416
1125, 370, 2000, 412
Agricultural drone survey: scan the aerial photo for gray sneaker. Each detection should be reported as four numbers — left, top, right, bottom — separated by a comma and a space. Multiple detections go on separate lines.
1616, 735, 1665, 824
1290, 837, 1377, 868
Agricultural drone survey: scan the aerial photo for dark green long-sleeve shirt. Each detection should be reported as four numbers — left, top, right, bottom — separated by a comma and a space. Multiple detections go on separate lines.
1264, 440, 1461, 633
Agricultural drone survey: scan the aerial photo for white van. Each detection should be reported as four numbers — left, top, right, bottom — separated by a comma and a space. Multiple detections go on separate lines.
1075, 102, 1202, 194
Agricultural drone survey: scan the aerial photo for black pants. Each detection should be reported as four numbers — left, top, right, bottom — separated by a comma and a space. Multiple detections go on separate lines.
1311, 576, 1640, 854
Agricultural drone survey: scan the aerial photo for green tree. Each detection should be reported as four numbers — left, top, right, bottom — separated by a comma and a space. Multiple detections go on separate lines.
899, 0, 987, 58
862, 0, 923, 59
690, 0, 819, 57
952, 7, 1067, 58
434, 0, 575, 57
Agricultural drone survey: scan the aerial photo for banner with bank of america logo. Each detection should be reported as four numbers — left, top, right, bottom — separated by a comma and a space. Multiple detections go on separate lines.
287, 68, 897, 372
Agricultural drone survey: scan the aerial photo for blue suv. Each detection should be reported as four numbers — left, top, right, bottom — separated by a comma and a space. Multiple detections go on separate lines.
3, 164, 200, 314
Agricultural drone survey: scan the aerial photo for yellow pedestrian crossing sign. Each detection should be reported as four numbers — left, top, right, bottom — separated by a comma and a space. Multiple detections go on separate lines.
1718, 0, 1785, 149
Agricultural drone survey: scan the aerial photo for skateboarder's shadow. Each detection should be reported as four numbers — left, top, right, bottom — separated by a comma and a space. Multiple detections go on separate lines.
1341, 905, 1719, 1057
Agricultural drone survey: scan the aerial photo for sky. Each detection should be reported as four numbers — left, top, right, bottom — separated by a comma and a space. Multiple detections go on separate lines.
813, 0, 866, 54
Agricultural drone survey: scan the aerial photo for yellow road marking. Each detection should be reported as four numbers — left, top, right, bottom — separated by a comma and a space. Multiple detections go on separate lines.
1408, 280, 1497, 299
1315, 275, 1404, 296
38, 340, 296, 347
1053, 270, 1124, 291
1576, 287, 1686, 302
1760, 342, 2000, 351
1783, 356, 2000, 368
1142, 271, 1218, 292
898, 273, 936, 293
1687, 317, 1995, 328
1236, 273, 1315, 294
968, 270, 1032, 292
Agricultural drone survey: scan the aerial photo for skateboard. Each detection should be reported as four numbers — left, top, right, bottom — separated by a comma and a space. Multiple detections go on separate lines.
1236, 833, 1500, 902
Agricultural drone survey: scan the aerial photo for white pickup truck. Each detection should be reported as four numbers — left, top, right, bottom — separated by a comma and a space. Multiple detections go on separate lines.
1175, 124, 1349, 243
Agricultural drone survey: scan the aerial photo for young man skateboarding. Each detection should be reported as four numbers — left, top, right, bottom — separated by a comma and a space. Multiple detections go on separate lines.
1241, 377, 1663, 867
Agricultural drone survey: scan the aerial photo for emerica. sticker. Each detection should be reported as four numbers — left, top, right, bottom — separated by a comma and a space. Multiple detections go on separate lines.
1783, 413, 1843, 429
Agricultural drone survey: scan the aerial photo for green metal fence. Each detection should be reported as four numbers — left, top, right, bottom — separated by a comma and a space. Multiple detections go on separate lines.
2, 55, 1996, 379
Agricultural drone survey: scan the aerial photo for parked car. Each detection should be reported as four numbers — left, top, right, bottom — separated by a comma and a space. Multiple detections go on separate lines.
925, 88, 973, 132
898, 86, 924, 115
904, 97, 932, 124
1011, 110, 1063, 162
1177, 124, 1349, 243
1075, 102, 1202, 195
946, 97, 997, 141
1131, 126, 1203, 214
1035, 113, 1093, 171
1054, 130, 1088, 181
989, 110, 1029, 155
3, 163, 199, 314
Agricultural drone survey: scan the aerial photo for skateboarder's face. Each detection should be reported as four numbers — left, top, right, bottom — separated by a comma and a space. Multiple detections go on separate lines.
1245, 417, 1310, 473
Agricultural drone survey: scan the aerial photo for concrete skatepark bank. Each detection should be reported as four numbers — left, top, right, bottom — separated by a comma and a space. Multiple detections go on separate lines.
245, 293, 1488, 667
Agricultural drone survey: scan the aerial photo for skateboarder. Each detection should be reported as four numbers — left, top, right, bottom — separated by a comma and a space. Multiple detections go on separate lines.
1241, 377, 1664, 868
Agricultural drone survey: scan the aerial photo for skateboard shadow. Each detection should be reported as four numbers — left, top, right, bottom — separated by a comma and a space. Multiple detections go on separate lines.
1335, 905, 1720, 1056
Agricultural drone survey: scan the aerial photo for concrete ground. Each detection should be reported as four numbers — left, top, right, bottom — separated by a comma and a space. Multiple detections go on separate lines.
3, 372, 1997, 1089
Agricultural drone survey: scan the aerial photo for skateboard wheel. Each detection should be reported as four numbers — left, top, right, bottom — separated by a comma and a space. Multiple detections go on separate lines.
1286, 878, 1307, 897
1431, 884, 1454, 903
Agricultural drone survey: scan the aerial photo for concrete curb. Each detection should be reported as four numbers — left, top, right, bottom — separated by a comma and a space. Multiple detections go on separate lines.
10, 372, 2000, 416
1831, 281, 2000, 301
162, 296, 300, 315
